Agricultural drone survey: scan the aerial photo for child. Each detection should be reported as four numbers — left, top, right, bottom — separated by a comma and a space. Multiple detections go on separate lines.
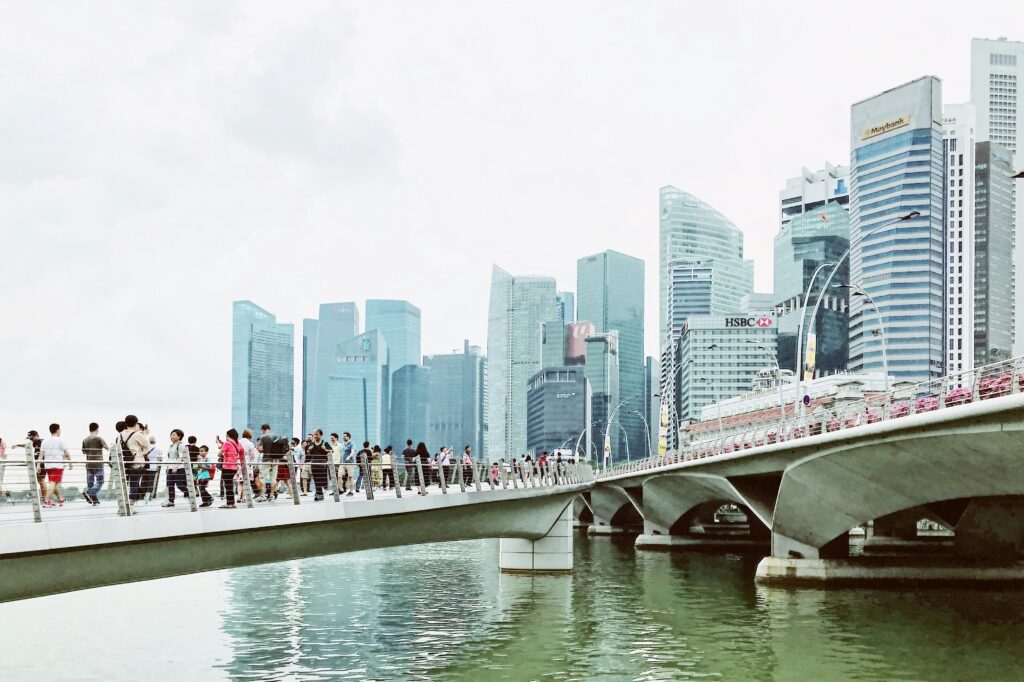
196, 445, 214, 507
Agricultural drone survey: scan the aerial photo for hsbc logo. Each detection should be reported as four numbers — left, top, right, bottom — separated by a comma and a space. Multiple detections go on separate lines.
725, 317, 773, 328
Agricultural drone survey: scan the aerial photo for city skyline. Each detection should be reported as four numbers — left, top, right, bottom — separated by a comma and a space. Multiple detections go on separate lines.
6, 3, 1024, 444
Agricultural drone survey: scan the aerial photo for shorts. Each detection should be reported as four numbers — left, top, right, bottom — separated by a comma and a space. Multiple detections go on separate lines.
301, 464, 311, 479
46, 468, 64, 483
276, 463, 291, 481
260, 462, 279, 482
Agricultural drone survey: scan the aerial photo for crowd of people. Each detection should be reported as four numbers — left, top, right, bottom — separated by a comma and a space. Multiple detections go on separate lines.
1, 417, 578, 510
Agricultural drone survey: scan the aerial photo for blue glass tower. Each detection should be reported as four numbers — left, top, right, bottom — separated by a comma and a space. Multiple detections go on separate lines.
850, 76, 945, 382
365, 299, 422, 373
323, 330, 388, 445
389, 364, 430, 448
306, 302, 360, 435
231, 301, 294, 437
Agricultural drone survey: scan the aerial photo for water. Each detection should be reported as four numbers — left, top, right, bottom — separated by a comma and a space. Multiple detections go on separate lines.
2, 536, 1024, 680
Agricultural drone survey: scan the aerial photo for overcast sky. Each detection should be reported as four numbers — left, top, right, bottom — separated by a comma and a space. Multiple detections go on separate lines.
3, 1, 1021, 445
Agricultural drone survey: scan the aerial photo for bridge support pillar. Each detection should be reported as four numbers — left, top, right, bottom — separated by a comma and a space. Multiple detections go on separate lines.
499, 504, 573, 573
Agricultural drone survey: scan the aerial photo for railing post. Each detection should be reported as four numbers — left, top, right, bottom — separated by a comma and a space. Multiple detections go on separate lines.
112, 441, 132, 517
362, 453, 374, 500
470, 458, 481, 492
438, 459, 449, 494
415, 457, 426, 495
25, 447, 42, 522
240, 450, 255, 509
1013, 360, 1022, 395
393, 459, 402, 499
456, 459, 467, 493
182, 452, 198, 512
285, 451, 301, 505
327, 454, 341, 502
511, 461, 519, 489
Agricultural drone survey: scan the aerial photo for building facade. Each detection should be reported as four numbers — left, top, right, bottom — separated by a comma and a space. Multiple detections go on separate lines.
583, 331, 620, 463
301, 318, 318, 437
322, 330, 388, 445
975, 141, 1017, 364
943, 103, 977, 374
389, 364, 430, 449
577, 249, 645, 463
556, 291, 575, 323
849, 76, 946, 384
425, 340, 487, 457
773, 199, 850, 377
305, 302, 360, 434
231, 300, 295, 437
779, 163, 851, 229
365, 299, 421, 374
676, 313, 778, 428
971, 37, 1023, 355
526, 366, 591, 458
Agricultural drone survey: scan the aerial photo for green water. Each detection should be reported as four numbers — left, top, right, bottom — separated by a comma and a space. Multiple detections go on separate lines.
2, 536, 1023, 680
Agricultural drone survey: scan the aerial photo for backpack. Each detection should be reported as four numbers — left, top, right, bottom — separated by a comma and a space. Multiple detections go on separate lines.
272, 437, 291, 456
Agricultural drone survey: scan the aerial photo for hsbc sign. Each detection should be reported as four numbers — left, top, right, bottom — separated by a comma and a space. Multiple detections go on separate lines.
725, 317, 773, 328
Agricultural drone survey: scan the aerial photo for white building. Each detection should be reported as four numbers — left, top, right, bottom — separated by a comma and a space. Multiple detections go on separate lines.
779, 163, 851, 229
943, 103, 977, 375
971, 37, 1023, 354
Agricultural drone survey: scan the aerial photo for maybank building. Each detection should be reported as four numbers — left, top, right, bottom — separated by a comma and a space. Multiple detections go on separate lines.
849, 76, 945, 384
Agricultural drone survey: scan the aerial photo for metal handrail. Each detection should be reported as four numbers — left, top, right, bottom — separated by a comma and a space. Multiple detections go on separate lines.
596, 355, 1024, 479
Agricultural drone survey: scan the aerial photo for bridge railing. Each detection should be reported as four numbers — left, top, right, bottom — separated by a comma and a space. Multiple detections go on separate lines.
598, 354, 1024, 479
0, 444, 594, 524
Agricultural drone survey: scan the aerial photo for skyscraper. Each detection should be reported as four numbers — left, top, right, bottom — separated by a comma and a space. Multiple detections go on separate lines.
323, 330, 388, 445
556, 291, 575, 323
526, 367, 591, 457
849, 76, 945, 383
231, 301, 294, 436
305, 302, 360, 435
773, 198, 850, 376
365, 299, 421, 373
584, 331, 620, 463
971, 37, 1023, 354
975, 141, 1017, 364
389, 365, 430, 448
425, 340, 487, 457
486, 266, 558, 458
577, 249, 645, 462
301, 318, 318, 436
541, 320, 566, 369
779, 163, 851, 229
943, 103, 977, 374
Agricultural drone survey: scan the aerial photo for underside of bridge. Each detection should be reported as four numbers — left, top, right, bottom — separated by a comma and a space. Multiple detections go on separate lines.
593, 397, 1024, 584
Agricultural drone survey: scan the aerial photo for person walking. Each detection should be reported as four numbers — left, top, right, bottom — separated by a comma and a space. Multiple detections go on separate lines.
416, 442, 431, 495
341, 432, 355, 495
217, 429, 242, 509
142, 435, 163, 503
40, 423, 72, 507
306, 430, 331, 501
462, 446, 473, 486
329, 433, 343, 495
256, 424, 277, 501
381, 446, 395, 491
239, 428, 258, 503
370, 445, 383, 490
294, 438, 310, 496
81, 422, 108, 504
162, 429, 191, 507
195, 445, 214, 507
354, 441, 372, 493
402, 440, 416, 491
118, 415, 150, 505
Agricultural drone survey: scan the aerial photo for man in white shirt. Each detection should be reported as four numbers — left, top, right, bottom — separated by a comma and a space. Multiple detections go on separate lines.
162, 429, 191, 507
39, 423, 72, 507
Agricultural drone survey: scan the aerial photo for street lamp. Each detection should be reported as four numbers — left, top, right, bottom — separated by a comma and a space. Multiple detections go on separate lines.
1013, 170, 1024, 179
837, 283, 890, 401
698, 373, 724, 439
630, 409, 653, 459
603, 393, 642, 470
662, 358, 688, 453
615, 422, 631, 462
573, 420, 604, 465
794, 210, 920, 416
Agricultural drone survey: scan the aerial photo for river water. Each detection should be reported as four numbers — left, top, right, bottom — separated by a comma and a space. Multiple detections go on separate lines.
2, 536, 1023, 680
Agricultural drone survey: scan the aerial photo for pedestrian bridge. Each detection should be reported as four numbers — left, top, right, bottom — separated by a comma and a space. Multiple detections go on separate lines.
0, 459, 593, 603
587, 358, 1024, 584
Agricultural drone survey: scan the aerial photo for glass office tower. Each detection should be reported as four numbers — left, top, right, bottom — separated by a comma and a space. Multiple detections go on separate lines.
975, 141, 1017, 364
849, 76, 945, 383
773, 200, 850, 376
365, 299, 421, 373
301, 318, 318, 437
486, 266, 558, 458
424, 340, 487, 458
323, 330, 388, 445
577, 249, 645, 463
389, 365, 430, 448
231, 300, 294, 437
306, 302, 360, 435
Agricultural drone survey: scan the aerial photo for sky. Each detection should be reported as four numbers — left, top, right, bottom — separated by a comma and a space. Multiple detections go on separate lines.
3, 0, 1022, 446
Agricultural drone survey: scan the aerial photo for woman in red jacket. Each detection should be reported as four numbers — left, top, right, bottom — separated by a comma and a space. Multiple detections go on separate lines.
217, 429, 242, 509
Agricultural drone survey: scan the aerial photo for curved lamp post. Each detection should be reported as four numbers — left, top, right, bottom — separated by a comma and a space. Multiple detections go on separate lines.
698, 373, 724, 439
795, 210, 920, 416
837, 283, 890, 401
746, 340, 785, 435
602, 393, 641, 470
630, 409, 653, 459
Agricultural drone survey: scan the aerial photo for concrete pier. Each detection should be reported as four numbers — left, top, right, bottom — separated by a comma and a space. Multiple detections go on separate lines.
500, 503, 573, 573
755, 556, 1024, 586
635, 534, 768, 551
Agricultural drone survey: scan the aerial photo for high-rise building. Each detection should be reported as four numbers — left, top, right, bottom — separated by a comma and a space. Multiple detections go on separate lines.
541, 320, 566, 369
849, 76, 946, 383
565, 322, 594, 366
779, 163, 851, 229
584, 331, 620, 463
773, 199, 850, 377
365, 299, 421, 373
231, 301, 294, 437
301, 318, 318, 436
943, 103, 977, 374
677, 313, 778, 424
577, 250, 645, 462
556, 291, 575, 323
321, 330, 388, 445
425, 340, 487, 457
305, 302, 360, 435
526, 366, 591, 458
971, 37, 1023, 354
740, 293, 777, 314
389, 365, 430, 448
975, 141, 1017, 364
644, 356, 659, 458
486, 266, 558, 457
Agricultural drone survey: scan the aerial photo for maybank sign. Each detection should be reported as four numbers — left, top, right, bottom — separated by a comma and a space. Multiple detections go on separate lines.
861, 114, 911, 141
